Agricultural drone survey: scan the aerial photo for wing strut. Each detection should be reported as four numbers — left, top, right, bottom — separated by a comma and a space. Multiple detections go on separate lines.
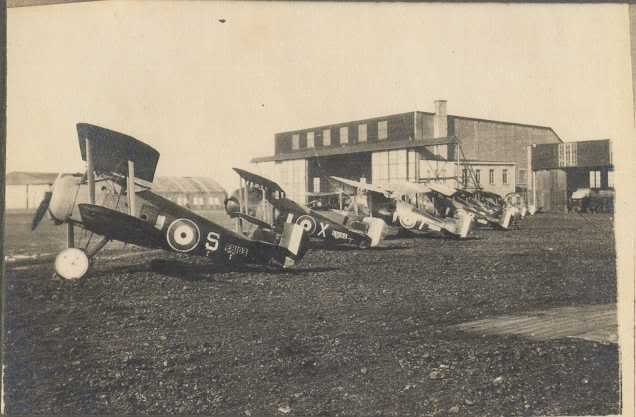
67, 223, 75, 248
86, 137, 96, 204
127, 160, 136, 215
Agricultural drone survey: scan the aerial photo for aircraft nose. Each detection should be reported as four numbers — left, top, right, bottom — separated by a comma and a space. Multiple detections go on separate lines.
48, 175, 81, 223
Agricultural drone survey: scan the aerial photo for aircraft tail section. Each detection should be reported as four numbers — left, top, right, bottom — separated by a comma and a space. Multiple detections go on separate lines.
498, 206, 515, 230
362, 217, 386, 247
277, 222, 309, 268
455, 209, 475, 238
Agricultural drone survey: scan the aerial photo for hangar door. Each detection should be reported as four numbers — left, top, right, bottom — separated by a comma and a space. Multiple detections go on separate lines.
534, 169, 567, 212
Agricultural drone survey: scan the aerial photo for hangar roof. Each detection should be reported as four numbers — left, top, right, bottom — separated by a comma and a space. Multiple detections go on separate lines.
6, 172, 62, 186
6, 172, 226, 195
151, 177, 226, 195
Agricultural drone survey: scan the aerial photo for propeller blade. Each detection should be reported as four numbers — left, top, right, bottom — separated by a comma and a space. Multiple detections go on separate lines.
31, 191, 53, 231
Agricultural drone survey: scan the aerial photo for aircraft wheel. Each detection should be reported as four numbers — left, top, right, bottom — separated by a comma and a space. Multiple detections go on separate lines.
398, 214, 417, 230
54, 248, 90, 280
357, 239, 371, 250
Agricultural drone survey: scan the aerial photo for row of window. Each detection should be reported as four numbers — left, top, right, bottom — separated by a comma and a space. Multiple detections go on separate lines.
590, 170, 614, 188
165, 195, 222, 206
291, 120, 389, 150
462, 168, 511, 187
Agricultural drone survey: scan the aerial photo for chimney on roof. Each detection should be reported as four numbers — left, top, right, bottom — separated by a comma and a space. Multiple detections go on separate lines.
433, 100, 448, 138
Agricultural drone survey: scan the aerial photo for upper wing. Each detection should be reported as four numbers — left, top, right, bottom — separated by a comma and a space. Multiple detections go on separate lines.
385, 181, 431, 196
233, 168, 285, 194
329, 176, 392, 195
77, 123, 160, 184
425, 182, 458, 197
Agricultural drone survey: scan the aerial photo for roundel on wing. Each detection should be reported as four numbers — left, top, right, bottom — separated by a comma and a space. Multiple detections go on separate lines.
166, 218, 201, 252
295, 215, 317, 235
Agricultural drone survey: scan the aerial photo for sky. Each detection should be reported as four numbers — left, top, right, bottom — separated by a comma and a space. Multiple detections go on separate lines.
6, 1, 634, 192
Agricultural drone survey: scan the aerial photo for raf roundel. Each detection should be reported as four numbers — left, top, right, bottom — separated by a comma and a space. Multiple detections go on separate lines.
295, 215, 317, 235
166, 218, 201, 252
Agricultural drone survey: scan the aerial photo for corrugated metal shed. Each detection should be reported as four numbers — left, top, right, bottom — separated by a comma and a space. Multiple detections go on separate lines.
152, 177, 226, 195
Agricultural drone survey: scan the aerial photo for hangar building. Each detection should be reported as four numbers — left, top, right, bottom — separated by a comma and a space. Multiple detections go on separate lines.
251, 100, 563, 205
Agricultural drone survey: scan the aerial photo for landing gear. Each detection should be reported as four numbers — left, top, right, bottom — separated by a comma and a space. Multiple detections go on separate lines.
54, 248, 90, 280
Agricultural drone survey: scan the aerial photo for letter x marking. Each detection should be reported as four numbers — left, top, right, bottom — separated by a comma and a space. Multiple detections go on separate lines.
317, 222, 329, 238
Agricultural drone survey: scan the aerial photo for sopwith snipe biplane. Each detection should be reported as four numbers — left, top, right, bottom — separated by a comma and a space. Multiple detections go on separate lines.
31, 124, 309, 280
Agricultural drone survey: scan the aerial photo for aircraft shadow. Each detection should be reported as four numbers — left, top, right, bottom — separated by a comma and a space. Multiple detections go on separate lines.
308, 242, 404, 252
147, 259, 337, 280
385, 232, 483, 241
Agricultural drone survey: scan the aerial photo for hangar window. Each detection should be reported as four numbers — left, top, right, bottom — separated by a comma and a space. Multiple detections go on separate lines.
313, 177, 321, 193
323, 129, 331, 146
475, 169, 481, 186
339, 127, 349, 145
292, 133, 300, 150
518, 169, 527, 185
358, 124, 367, 143
608, 171, 614, 188
502, 169, 508, 185
462, 169, 469, 187
489, 169, 495, 185
378, 121, 388, 140
589, 170, 601, 189
208, 196, 220, 206
307, 132, 315, 148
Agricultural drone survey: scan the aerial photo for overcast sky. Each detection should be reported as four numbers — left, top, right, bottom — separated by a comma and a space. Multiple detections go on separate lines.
7, 1, 633, 191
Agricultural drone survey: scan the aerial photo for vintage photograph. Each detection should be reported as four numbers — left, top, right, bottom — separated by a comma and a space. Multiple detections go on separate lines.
2, 1, 634, 415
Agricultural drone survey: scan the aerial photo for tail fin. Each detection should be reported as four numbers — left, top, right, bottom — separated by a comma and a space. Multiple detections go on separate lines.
277, 222, 309, 268
499, 206, 514, 229
362, 217, 386, 247
455, 209, 474, 238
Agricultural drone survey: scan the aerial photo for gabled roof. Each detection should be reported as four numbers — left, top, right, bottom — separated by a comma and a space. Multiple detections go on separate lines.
151, 177, 226, 194
447, 114, 563, 142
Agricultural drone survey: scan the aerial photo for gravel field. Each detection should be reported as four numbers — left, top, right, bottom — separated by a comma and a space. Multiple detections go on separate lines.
3, 212, 619, 416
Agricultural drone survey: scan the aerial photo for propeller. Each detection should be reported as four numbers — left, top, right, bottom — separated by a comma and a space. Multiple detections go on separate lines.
31, 172, 64, 231
31, 191, 52, 231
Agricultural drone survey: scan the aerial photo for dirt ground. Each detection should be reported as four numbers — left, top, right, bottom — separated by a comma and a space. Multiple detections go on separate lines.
2, 212, 619, 416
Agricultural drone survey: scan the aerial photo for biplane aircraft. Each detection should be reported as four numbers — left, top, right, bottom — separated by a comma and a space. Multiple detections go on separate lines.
225, 169, 385, 249
444, 187, 515, 229
31, 123, 309, 280
328, 176, 475, 239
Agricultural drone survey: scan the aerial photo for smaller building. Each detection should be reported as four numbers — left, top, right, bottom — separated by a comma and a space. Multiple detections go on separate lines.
151, 177, 226, 209
529, 139, 613, 212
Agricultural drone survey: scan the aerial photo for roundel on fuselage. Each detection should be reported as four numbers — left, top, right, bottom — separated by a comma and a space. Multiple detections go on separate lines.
295, 215, 317, 235
166, 218, 201, 252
